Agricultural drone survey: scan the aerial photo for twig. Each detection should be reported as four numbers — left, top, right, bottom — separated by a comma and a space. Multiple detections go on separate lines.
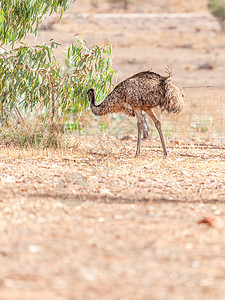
49, 75, 55, 125
14, 106, 25, 125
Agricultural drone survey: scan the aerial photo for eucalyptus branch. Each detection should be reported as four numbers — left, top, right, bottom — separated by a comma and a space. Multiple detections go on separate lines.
0, 37, 114, 124
0, 1, 76, 46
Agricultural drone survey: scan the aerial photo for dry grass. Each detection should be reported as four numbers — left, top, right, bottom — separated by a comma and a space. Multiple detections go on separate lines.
0, 119, 81, 152
0, 136, 225, 299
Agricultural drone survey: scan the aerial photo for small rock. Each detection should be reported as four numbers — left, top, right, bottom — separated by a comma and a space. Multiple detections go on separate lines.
198, 216, 225, 229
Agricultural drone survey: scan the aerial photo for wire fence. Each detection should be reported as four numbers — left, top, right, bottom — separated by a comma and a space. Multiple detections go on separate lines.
160, 92, 225, 142
81, 87, 225, 146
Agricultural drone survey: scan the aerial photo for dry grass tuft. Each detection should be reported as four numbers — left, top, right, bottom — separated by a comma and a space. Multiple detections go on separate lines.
0, 120, 80, 151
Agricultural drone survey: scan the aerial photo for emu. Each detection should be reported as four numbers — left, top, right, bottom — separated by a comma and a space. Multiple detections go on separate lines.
87, 70, 184, 157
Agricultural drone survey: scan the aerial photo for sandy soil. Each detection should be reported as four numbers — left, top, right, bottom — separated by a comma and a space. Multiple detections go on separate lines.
1, 1, 225, 299
1, 137, 225, 300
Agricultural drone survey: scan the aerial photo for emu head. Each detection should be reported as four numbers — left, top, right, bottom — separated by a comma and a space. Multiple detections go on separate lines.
87, 88, 95, 102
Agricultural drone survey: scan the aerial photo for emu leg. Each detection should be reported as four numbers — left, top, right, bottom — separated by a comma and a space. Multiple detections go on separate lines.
135, 110, 143, 157
146, 109, 167, 157
136, 122, 142, 157
141, 111, 149, 139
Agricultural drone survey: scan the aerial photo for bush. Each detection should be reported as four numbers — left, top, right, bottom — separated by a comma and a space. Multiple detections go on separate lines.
0, 0, 115, 148
0, 37, 114, 124
208, 0, 225, 31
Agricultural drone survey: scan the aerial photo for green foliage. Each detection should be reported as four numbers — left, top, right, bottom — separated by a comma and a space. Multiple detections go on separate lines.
0, 0, 115, 145
0, 41, 59, 116
0, 37, 114, 123
64, 37, 114, 111
0, 0, 75, 46
208, 0, 225, 31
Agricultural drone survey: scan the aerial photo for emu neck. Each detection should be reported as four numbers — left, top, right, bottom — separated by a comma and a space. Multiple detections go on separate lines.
90, 92, 110, 116
90, 92, 96, 108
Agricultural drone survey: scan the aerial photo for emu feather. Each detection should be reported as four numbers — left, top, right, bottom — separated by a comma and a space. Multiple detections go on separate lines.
87, 70, 185, 157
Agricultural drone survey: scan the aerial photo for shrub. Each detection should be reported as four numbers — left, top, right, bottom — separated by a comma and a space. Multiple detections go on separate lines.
208, 0, 225, 31
0, 0, 115, 148
0, 37, 114, 124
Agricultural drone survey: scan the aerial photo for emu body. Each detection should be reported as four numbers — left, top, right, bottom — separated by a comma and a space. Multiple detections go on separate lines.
87, 71, 184, 157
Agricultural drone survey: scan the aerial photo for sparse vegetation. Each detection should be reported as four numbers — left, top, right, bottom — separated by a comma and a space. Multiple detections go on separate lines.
0, 120, 63, 148
0, 0, 114, 148
108, 0, 133, 10
208, 0, 225, 31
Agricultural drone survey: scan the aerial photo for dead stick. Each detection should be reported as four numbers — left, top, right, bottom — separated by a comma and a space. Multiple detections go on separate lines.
14, 106, 25, 124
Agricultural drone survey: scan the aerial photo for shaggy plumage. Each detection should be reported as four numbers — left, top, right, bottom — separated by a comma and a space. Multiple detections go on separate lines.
87, 70, 184, 157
